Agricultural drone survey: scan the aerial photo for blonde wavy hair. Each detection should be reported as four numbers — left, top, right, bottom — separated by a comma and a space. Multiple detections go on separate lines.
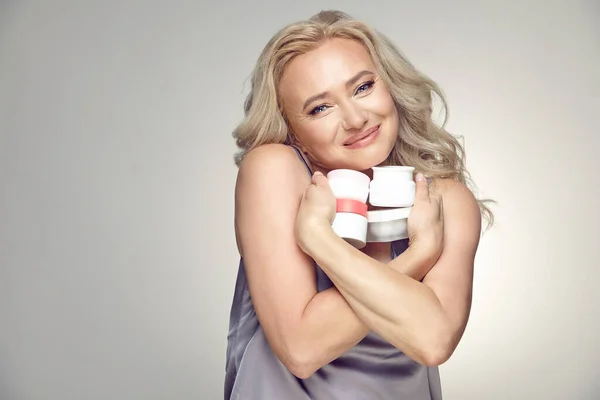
232, 10, 494, 227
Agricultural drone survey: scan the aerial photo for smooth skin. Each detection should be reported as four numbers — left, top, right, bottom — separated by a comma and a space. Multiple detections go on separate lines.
235, 38, 482, 379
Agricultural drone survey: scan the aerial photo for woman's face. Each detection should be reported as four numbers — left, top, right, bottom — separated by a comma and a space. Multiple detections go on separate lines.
279, 38, 399, 173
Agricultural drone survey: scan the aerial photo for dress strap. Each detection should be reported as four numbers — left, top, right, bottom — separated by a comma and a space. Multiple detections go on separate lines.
290, 145, 313, 177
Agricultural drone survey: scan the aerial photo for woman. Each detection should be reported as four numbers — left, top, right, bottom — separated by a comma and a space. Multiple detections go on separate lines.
225, 10, 492, 400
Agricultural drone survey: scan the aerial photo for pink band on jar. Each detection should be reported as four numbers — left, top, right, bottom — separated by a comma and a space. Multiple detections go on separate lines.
336, 198, 368, 218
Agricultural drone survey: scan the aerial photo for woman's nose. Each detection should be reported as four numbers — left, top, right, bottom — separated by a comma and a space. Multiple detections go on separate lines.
341, 103, 368, 131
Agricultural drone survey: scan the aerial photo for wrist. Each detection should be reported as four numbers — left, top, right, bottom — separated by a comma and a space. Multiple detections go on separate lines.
298, 218, 335, 255
405, 241, 439, 272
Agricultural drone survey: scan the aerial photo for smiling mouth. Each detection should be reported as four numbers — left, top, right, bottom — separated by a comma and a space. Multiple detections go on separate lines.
343, 124, 381, 146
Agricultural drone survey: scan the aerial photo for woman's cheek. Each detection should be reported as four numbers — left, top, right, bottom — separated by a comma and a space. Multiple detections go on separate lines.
371, 91, 396, 116
310, 118, 339, 145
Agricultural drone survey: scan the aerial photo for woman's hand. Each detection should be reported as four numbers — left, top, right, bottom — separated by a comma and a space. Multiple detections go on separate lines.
407, 173, 445, 268
295, 171, 336, 252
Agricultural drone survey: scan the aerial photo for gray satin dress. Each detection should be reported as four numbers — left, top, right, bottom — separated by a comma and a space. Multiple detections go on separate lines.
224, 147, 442, 400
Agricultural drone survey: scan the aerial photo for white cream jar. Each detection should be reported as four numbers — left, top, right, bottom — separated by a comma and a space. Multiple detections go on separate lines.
368, 166, 416, 208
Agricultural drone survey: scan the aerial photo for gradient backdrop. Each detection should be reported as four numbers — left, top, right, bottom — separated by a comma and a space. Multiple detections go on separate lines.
1, 1, 599, 399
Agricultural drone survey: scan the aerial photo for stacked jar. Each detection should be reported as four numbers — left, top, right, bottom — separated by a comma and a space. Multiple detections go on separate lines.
326, 169, 371, 249
366, 166, 416, 243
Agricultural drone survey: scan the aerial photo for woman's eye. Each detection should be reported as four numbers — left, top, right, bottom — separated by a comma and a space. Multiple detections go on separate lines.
356, 81, 375, 94
310, 105, 329, 115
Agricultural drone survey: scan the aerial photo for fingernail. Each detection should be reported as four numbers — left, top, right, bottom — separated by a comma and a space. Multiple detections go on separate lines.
415, 173, 425, 182
314, 171, 323, 176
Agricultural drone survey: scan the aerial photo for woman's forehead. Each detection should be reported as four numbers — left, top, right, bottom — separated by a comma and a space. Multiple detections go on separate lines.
279, 39, 376, 105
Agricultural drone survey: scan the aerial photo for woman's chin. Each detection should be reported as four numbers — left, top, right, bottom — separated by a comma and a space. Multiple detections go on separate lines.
344, 147, 392, 172
315, 144, 393, 173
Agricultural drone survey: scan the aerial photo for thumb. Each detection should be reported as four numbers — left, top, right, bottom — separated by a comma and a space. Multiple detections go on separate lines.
414, 172, 430, 202
312, 171, 329, 186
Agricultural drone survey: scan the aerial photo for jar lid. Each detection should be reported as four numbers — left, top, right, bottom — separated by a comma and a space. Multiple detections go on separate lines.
327, 169, 370, 185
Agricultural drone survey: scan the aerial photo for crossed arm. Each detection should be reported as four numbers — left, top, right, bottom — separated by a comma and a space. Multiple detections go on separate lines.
234, 144, 481, 379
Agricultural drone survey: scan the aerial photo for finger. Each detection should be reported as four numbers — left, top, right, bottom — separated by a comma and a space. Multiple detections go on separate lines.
414, 172, 430, 203
312, 171, 329, 187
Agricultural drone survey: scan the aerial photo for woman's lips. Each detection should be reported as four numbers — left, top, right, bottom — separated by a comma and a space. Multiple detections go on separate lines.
344, 124, 381, 149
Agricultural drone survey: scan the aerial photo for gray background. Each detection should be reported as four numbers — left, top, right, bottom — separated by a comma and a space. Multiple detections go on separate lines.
1, 1, 599, 399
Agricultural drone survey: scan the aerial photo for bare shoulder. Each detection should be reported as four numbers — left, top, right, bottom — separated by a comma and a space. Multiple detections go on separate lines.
234, 144, 311, 255
432, 178, 482, 242
432, 178, 477, 202
237, 144, 310, 193
433, 179, 481, 219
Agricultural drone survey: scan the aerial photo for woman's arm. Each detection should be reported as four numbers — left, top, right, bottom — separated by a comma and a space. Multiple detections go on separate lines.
297, 174, 481, 367
235, 144, 434, 378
